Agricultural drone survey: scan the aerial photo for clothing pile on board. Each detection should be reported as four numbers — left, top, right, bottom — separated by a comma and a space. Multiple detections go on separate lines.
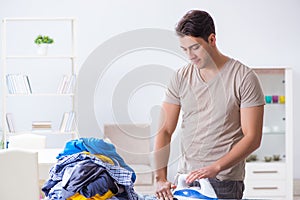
42, 137, 139, 200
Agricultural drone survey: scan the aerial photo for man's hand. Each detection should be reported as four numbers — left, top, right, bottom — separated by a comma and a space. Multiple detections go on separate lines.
155, 180, 174, 200
186, 163, 221, 184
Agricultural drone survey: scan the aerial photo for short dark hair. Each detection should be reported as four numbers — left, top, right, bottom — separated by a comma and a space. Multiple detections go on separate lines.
175, 10, 215, 42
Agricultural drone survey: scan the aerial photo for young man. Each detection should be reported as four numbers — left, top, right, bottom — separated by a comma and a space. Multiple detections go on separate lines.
154, 10, 265, 199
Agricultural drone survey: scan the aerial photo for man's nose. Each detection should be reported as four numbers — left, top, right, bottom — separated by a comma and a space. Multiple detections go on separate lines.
187, 49, 196, 60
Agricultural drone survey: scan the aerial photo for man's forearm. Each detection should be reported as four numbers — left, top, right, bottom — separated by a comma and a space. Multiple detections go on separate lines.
154, 102, 180, 182
155, 167, 168, 182
154, 131, 172, 181
214, 132, 261, 172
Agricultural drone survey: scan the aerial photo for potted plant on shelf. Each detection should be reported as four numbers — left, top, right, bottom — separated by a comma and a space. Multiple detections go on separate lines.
34, 35, 54, 56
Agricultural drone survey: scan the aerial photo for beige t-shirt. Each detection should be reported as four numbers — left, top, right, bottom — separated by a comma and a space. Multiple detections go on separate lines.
164, 58, 265, 181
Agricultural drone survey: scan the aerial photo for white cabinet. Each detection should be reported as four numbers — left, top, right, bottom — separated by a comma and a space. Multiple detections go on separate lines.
1, 18, 78, 148
244, 67, 293, 199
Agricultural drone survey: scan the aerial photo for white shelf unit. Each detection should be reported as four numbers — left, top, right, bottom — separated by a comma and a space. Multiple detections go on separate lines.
244, 67, 293, 200
1, 18, 78, 148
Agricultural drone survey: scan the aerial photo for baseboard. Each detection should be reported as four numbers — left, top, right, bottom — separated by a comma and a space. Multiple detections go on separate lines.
294, 179, 300, 196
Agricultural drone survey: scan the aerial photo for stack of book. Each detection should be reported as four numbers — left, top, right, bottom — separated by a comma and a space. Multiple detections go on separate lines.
32, 121, 52, 132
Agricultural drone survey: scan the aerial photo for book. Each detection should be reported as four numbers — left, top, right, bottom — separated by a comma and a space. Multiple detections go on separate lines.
6, 74, 17, 94
6, 113, 15, 133
32, 121, 52, 127
24, 75, 32, 94
65, 74, 76, 94
65, 111, 75, 132
32, 121, 52, 125
16, 74, 26, 94
57, 75, 68, 94
59, 112, 70, 132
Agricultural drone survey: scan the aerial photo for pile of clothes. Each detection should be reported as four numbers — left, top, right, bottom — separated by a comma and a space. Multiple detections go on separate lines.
42, 137, 138, 200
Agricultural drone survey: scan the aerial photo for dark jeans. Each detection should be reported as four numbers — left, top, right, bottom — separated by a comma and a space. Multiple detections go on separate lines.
208, 178, 245, 200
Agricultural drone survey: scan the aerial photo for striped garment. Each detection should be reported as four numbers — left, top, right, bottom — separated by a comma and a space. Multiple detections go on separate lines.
42, 152, 138, 200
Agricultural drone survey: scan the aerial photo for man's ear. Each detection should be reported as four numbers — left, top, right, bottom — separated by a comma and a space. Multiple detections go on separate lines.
208, 33, 216, 47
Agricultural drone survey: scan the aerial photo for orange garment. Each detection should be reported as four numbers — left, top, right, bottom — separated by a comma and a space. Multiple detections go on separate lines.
67, 190, 115, 200
81, 151, 114, 165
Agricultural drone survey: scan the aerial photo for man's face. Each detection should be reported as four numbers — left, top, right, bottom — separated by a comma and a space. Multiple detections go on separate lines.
179, 36, 212, 69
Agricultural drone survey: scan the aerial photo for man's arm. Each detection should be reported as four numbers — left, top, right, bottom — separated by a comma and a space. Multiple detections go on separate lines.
186, 105, 264, 183
154, 102, 180, 199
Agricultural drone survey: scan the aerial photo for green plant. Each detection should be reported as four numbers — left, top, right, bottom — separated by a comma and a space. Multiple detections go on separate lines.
34, 35, 54, 45
0, 129, 4, 149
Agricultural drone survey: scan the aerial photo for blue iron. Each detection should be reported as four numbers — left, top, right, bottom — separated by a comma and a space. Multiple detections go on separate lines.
173, 174, 218, 200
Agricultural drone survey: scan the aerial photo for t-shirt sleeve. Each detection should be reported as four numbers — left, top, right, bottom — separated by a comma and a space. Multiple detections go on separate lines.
240, 70, 265, 108
164, 70, 181, 105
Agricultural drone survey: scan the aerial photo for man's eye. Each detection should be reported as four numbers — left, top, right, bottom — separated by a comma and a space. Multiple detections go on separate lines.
192, 45, 200, 50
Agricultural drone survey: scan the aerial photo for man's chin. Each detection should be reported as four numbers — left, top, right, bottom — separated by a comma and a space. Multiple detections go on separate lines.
194, 63, 205, 69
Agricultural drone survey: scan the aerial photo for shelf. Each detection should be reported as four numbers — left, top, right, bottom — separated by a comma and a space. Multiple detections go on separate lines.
263, 131, 285, 135
265, 103, 285, 106
243, 67, 293, 199
3, 17, 75, 22
6, 93, 75, 97
6, 131, 76, 136
246, 160, 286, 164
253, 68, 285, 75
2, 18, 78, 150
5, 55, 76, 59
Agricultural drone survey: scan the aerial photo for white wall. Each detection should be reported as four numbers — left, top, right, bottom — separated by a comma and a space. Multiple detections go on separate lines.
0, 0, 300, 179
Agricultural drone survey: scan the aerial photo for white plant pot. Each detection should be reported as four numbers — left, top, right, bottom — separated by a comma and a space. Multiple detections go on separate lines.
37, 44, 49, 56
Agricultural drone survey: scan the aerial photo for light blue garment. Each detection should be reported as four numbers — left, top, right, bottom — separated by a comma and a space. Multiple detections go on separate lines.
137, 194, 157, 200
56, 139, 88, 159
46, 182, 63, 200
